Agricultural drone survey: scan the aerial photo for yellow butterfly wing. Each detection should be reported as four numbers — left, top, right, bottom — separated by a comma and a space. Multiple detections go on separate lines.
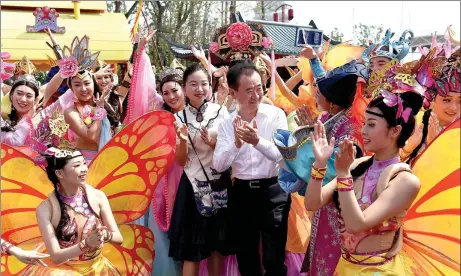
0, 145, 52, 245
2, 226, 155, 276
87, 111, 177, 224
402, 118, 460, 275
101, 224, 154, 275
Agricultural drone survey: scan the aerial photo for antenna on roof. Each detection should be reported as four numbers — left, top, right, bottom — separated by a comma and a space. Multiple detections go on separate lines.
352, 8, 355, 43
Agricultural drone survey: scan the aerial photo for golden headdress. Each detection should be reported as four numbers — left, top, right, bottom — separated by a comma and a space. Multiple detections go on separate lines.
170, 58, 186, 71
14, 56, 36, 76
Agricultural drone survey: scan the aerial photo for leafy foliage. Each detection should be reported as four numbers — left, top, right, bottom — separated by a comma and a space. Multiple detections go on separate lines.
354, 23, 384, 47
330, 27, 344, 43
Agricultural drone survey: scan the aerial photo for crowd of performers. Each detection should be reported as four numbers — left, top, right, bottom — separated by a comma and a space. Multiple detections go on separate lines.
1, 21, 460, 276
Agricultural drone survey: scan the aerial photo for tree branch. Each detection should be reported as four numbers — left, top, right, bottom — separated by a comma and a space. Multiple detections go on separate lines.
125, 1, 138, 18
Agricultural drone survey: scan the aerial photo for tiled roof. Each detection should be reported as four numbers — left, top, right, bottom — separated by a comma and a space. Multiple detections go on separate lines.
160, 15, 340, 58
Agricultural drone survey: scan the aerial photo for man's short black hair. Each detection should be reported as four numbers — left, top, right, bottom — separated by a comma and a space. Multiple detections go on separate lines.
227, 61, 262, 90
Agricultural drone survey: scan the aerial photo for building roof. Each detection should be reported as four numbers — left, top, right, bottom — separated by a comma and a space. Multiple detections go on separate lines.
1, 1, 106, 12
1, 1, 131, 70
160, 12, 340, 60
409, 34, 446, 51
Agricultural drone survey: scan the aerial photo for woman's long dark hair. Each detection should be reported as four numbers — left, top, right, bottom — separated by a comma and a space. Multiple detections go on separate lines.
332, 92, 424, 212
45, 155, 79, 242
1, 80, 39, 131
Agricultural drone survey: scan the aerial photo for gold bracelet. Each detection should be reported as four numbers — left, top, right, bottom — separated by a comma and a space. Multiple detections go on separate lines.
311, 165, 326, 180
337, 176, 354, 191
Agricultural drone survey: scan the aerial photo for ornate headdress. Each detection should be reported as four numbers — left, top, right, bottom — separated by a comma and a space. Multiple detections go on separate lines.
411, 27, 461, 107
1, 52, 14, 81
209, 22, 273, 61
46, 54, 58, 68
362, 29, 414, 63
14, 56, 37, 76
431, 49, 460, 96
14, 73, 41, 88
31, 108, 78, 166
254, 56, 270, 74
170, 58, 186, 71
368, 62, 425, 122
96, 59, 107, 69
418, 31, 457, 59
158, 68, 183, 83
58, 35, 100, 79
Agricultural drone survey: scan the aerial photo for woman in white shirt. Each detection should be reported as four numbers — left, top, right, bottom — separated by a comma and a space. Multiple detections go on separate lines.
168, 64, 231, 276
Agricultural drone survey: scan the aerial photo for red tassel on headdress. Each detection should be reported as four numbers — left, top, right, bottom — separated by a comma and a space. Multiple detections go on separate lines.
270, 46, 276, 100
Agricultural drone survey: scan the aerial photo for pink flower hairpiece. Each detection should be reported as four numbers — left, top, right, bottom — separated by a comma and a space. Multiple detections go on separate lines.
58, 56, 79, 78
262, 37, 273, 49
209, 42, 220, 54
381, 90, 412, 123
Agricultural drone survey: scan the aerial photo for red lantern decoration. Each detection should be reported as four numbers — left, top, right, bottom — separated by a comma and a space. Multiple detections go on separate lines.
288, 8, 294, 21
273, 13, 279, 22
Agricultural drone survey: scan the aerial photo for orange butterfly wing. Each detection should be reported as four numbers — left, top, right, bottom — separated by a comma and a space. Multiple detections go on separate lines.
1, 145, 52, 245
2, 225, 155, 276
102, 224, 154, 276
402, 118, 460, 275
87, 110, 177, 224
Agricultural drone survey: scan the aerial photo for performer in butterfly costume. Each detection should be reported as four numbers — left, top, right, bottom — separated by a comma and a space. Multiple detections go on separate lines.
303, 62, 460, 274
1, 110, 177, 275
401, 37, 460, 163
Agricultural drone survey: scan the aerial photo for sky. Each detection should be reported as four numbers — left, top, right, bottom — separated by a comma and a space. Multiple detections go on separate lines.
279, 1, 460, 40
126, 1, 460, 40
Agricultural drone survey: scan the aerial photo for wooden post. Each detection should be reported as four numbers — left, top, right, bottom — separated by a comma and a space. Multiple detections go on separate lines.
72, 0, 80, 19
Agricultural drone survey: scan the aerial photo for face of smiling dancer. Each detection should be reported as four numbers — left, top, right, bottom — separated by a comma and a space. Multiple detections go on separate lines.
96, 74, 113, 91
70, 75, 95, 103
361, 107, 402, 153
55, 154, 88, 188
11, 84, 36, 116
433, 92, 461, 127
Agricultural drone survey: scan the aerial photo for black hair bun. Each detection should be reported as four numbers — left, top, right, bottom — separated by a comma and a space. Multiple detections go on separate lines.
400, 92, 423, 116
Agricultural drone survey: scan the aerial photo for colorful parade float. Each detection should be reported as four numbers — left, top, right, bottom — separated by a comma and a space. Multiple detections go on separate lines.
1, 1, 132, 71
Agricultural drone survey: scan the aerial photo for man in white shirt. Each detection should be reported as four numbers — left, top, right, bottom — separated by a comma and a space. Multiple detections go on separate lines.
213, 62, 290, 276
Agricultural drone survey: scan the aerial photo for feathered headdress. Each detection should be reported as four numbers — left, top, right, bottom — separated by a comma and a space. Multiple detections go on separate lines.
58, 35, 100, 79
362, 29, 414, 63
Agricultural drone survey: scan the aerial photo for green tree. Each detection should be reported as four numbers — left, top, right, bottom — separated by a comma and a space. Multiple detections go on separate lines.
354, 23, 384, 47
109, 0, 253, 70
330, 27, 344, 43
